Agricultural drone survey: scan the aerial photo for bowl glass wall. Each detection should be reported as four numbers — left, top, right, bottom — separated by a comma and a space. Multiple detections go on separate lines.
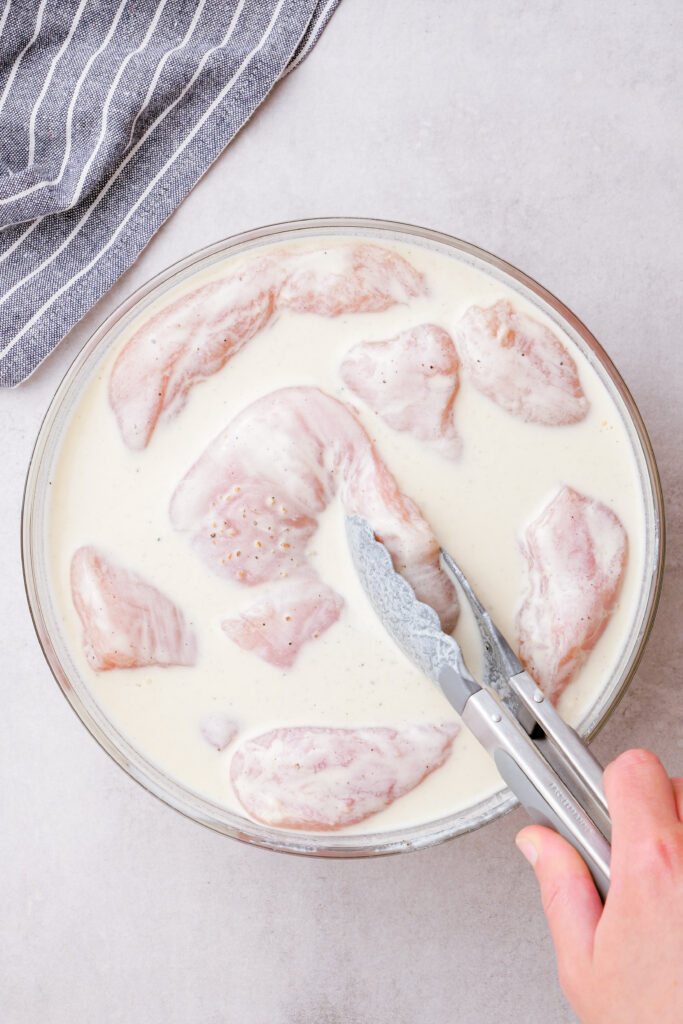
22, 218, 665, 856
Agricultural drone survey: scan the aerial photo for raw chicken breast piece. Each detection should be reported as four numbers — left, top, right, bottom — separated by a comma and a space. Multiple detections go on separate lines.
516, 486, 628, 703
200, 713, 239, 751
109, 256, 282, 450
278, 242, 428, 316
340, 323, 461, 458
70, 546, 197, 671
222, 578, 344, 669
455, 299, 589, 425
170, 386, 459, 632
230, 723, 458, 829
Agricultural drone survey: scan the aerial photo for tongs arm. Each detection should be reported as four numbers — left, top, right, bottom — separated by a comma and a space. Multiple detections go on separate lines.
444, 678, 611, 900
345, 517, 611, 897
507, 669, 610, 836
439, 547, 611, 874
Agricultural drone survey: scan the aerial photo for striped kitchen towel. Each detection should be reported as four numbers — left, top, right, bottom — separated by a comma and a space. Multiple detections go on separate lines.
0, 0, 340, 387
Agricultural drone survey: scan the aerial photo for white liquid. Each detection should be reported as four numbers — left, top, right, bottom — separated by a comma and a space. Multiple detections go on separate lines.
47, 237, 646, 835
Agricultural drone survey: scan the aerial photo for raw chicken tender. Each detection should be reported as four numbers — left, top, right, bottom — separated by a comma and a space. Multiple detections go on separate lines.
222, 578, 344, 668
340, 323, 461, 457
230, 723, 458, 829
516, 486, 628, 703
109, 257, 281, 450
455, 299, 589, 425
70, 546, 197, 671
278, 242, 427, 316
170, 386, 459, 632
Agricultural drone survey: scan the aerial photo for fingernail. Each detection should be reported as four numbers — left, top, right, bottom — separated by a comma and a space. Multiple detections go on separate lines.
515, 836, 538, 867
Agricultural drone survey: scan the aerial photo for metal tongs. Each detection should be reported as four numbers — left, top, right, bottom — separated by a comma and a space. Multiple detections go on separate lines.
346, 515, 611, 899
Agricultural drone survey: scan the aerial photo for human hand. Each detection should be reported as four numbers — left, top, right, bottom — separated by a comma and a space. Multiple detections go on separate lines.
515, 749, 683, 1024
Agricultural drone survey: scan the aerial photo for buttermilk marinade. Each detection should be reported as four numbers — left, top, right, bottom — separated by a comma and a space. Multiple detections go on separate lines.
48, 236, 646, 834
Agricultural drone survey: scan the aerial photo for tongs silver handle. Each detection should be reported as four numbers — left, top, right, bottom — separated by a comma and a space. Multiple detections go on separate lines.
508, 670, 610, 835
452, 685, 611, 900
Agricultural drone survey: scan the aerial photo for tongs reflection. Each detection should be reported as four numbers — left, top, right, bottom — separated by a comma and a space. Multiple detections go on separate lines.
346, 515, 611, 899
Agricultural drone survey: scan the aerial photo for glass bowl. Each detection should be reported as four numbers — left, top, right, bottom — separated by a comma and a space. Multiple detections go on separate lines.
22, 217, 665, 856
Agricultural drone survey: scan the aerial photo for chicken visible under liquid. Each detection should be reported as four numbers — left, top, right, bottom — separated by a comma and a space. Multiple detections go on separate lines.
221, 577, 344, 669
455, 300, 589, 425
340, 323, 462, 458
516, 485, 628, 703
230, 723, 458, 829
70, 546, 197, 671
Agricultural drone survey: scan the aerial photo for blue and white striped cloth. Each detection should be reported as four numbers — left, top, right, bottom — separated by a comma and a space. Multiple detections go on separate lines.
0, 0, 340, 386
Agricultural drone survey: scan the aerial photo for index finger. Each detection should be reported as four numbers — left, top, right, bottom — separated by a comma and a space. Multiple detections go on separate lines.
604, 749, 678, 848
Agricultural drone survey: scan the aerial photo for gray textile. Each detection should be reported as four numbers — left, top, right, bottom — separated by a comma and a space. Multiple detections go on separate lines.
0, 0, 339, 386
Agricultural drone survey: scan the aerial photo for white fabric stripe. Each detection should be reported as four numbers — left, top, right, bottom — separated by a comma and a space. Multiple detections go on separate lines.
0, 1, 13, 45
1, 0, 288, 362
125, 0, 208, 152
285, 0, 336, 73
0, 0, 49, 116
0, 0, 208, 265
0, 0, 129, 206
27, 0, 91, 167
0, 219, 38, 264
68, 0, 169, 209
0, 0, 186, 258
0, 0, 248, 302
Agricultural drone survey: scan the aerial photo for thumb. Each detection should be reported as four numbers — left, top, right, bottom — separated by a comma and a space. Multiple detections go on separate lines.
516, 825, 602, 985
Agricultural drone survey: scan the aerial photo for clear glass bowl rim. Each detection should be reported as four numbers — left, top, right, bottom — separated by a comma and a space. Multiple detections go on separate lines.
22, 216, 666, 858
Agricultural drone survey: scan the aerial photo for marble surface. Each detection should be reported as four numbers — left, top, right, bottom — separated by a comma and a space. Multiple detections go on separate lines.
2, 3, 682, 1022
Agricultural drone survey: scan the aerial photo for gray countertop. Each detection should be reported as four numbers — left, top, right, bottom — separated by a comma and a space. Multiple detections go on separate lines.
3, 3, 681, 1022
